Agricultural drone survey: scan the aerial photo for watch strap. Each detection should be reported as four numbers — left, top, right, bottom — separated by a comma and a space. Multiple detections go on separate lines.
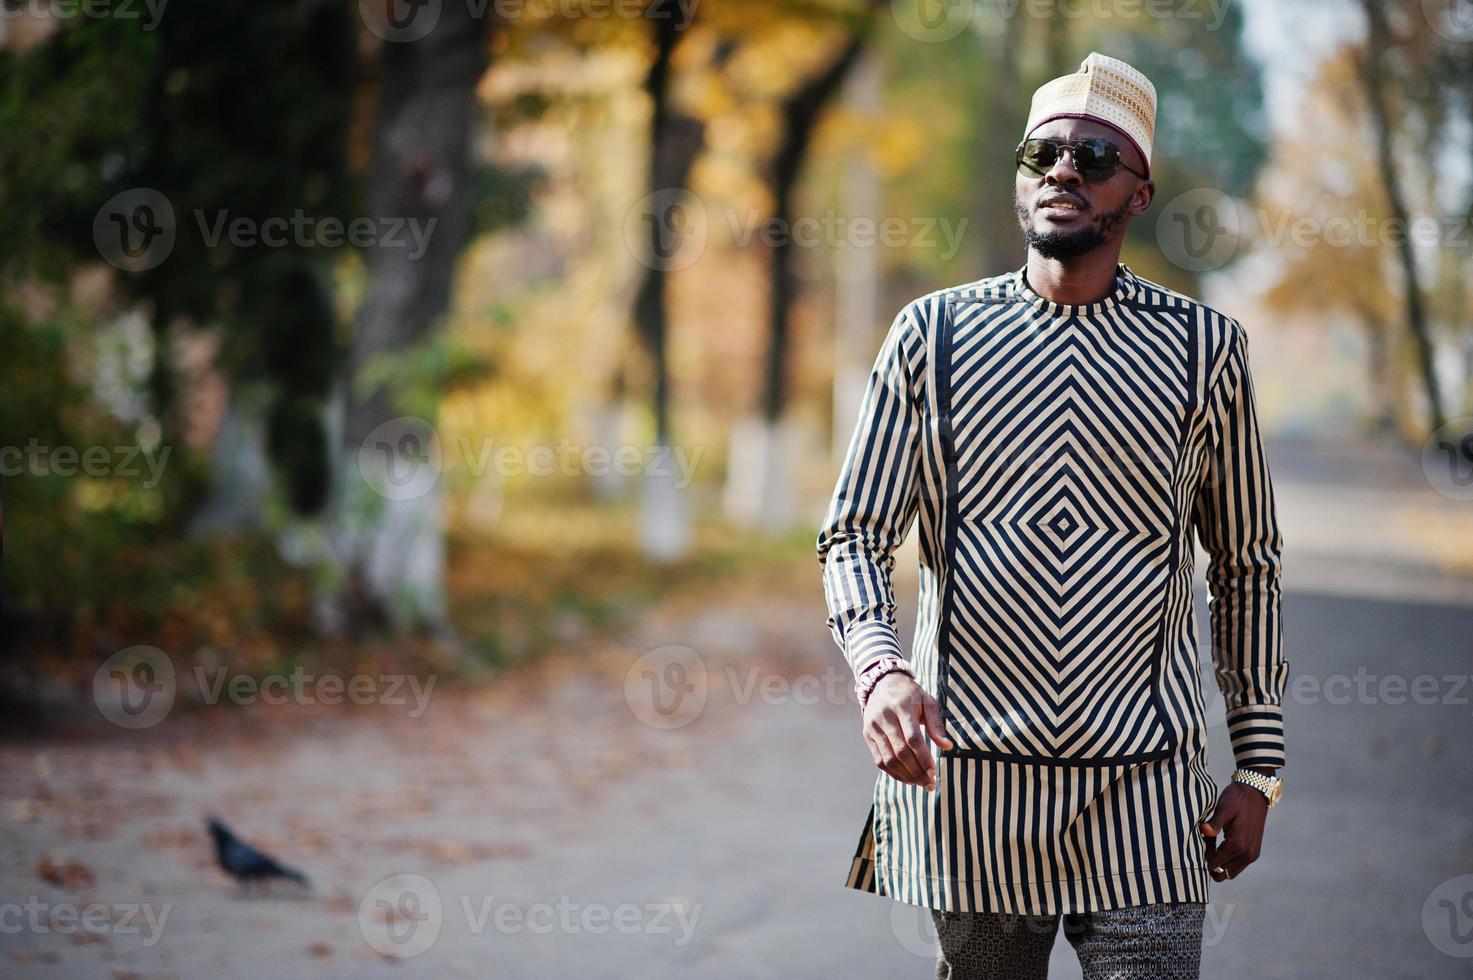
1231, 767, 1281, 805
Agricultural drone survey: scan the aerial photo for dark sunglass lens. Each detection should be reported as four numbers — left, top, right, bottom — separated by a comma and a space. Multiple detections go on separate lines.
1075, 139, 1121, 179
1018, 139, 1058, 175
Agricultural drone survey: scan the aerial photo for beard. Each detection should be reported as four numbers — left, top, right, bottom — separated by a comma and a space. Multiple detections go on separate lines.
1013, 192, 1133, 260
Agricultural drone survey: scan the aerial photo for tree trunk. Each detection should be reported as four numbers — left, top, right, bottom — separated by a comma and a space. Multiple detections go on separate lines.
331, 4, 494, 637
735, 0, 882, 532
1358, 0, 1445, 434
761, 2, 882, 426
630, 14, 729, 561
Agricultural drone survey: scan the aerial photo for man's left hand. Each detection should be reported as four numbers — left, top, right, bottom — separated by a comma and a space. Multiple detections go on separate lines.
1200, 769, 1273, 881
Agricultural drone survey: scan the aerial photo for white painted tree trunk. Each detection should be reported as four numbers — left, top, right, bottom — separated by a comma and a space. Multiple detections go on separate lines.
589, 398, 632, 501
188, 389, 270, 535
723, 415, 802, 532
640, 442, 691, 562
347, 453, 449, 628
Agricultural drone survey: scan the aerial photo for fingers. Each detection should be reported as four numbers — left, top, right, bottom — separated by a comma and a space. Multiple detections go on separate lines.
860, 680, 953, 792
1217, 853, 1254, 879
1200, 821, 1219, 869
1208, 832, 1246, 870
869, 714, 924, 785
864, 729, 915, 785
894, 711, 938, 790
1210, 827, 1262, 877
1203, 821, 1235, 881
879, 714, 933, 788
863, 697, 940, 790
1202, 797, 1265, 882
921, 691, 954, 751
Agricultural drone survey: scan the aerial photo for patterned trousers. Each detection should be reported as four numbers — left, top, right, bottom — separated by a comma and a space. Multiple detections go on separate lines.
930, 903, 1206, 980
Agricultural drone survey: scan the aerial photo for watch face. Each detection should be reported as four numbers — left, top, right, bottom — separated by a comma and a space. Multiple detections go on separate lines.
1268, 778, 1283, 806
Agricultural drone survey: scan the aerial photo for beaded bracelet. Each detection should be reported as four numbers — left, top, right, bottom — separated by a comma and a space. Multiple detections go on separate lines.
855, 655, 916, 708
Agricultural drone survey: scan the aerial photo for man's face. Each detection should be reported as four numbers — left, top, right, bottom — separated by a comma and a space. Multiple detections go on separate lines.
1013, 118, 1154, 260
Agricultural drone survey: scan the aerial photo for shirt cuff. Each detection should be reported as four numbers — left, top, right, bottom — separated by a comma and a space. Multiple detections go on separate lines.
842, 620, 906, 679
1225, 703, 1286, 770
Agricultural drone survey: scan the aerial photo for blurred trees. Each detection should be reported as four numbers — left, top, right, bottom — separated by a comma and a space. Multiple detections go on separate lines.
1, 2, 357, 525
5, 0, 1467, 671
0, 1, 360, 652
0, 2, 533, 649
1259, 0, 1473, 436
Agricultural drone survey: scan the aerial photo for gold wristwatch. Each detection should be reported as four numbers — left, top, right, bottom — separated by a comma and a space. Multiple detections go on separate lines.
1231, 768, 1284, 807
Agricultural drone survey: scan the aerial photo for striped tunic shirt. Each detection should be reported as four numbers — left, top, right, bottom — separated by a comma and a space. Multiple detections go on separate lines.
816, 263, 1288, 915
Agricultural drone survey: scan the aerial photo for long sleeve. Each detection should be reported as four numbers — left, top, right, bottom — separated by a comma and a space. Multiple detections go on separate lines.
1192, 322, 1289, 770
816, 303, 926, 681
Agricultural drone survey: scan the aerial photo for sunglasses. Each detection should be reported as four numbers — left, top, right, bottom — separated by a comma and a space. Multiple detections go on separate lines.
1015, 137, 1147, 181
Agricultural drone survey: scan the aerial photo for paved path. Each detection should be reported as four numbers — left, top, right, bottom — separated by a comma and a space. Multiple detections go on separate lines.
3, 437, 1471, 977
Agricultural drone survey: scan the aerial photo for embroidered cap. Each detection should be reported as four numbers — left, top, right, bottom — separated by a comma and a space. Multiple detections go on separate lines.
1024, 52, 1157, 177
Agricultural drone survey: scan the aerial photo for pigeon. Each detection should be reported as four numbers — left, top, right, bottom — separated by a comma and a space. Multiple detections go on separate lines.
207, 817, 310, 891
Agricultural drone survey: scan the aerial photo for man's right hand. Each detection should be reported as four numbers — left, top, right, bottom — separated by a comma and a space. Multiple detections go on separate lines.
861, 672, 954, 792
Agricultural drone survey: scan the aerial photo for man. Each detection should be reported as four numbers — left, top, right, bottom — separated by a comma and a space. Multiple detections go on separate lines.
816, 52, 1287, 979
